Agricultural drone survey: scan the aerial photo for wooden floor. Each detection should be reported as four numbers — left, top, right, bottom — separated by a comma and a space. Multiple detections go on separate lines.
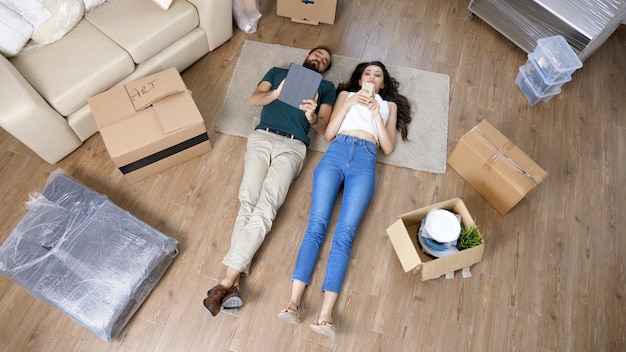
1, 1, 625, 351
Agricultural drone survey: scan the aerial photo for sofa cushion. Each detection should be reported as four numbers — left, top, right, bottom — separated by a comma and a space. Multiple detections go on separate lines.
86, 0, 198, 64
31, 0, 84, 45
0, 3, 33, 56
10, 19, 134, 116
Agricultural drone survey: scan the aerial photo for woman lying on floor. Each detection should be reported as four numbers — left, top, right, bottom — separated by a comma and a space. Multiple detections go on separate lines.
278, 61, 412, 337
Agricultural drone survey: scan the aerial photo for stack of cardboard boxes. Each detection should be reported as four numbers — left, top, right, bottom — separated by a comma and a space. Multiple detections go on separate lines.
88, 68, 211, 183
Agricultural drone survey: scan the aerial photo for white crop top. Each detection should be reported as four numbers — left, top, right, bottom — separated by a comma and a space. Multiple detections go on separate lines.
337, 92, 390, 142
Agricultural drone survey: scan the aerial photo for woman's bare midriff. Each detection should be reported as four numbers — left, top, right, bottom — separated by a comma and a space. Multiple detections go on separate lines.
337, 130, 378, 145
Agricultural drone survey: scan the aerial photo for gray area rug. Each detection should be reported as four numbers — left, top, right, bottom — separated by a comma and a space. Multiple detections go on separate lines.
216, 40, 450, 173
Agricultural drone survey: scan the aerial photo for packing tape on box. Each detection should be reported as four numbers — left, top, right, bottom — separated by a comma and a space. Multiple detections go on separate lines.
118, 133, 208, 174
472, 125, 539, 185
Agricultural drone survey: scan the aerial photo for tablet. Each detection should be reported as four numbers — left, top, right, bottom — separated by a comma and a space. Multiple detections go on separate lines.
278, 63, 322, 109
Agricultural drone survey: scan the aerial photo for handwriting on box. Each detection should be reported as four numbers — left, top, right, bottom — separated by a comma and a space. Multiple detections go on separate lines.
129, 79, 158, 103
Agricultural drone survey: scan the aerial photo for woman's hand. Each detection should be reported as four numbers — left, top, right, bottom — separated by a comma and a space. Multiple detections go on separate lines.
353, 90, 381, 115
363, 96, 380, 114
347, 89, 373, 107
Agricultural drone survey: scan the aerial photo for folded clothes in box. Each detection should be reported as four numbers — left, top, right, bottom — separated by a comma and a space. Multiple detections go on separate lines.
0, 169, 179, 342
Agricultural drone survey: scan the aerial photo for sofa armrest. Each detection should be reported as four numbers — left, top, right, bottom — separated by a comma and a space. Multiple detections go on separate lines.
0, 55, 81, 164
186, 0, 233, 51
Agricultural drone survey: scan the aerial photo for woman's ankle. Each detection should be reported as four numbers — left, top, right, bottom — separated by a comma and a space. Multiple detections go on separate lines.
317, 314, 332, 323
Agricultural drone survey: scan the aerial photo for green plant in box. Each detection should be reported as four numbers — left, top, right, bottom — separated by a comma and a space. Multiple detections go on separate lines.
457, 225, 482, 250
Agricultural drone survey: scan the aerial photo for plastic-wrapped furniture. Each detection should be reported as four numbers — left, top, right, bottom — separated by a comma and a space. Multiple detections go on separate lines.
468, 0, 626, 61
0, 169, 179, 342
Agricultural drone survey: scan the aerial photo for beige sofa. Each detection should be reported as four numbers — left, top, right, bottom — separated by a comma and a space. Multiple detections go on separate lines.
0, 0, 232, 164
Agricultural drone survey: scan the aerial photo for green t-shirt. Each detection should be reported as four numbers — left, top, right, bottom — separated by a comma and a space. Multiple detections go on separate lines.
255, 67, 337, 146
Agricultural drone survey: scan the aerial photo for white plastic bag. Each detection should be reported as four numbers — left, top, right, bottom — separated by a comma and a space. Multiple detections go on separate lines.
233, 0, 261, 34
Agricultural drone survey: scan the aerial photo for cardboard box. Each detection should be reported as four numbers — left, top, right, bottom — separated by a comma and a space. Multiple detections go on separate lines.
87, 67, 211, 183
386, 198, 484, 281
277, 0, 337, 25
447, 120, 548, 215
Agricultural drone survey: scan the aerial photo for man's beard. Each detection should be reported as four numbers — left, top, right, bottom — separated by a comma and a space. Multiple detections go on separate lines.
303, 59, 321, 73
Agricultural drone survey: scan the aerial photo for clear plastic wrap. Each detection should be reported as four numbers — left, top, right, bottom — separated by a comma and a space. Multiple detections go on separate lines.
468, 0, 626, 59
17, 0, 85, 53
30, 0, 84, 45
233, 0, 261, 34
0, 169, 179, 342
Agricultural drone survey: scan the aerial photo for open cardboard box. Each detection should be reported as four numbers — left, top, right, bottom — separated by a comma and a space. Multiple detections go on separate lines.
277, 0, 337, 25
447, 120, 548, 215
88, 67, 211, 183
386, 198, 484, 281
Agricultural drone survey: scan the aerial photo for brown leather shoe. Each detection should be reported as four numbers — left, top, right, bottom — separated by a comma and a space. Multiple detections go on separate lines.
203, 284, 228, 316
221, 285, 243, 309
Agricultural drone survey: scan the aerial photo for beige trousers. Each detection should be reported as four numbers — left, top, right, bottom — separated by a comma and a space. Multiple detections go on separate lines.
222, 130, 306, 274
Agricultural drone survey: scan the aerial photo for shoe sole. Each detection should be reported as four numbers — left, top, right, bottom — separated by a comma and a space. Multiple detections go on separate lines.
278, 311, 300, 325
222, 296, 243, 309
310, 323, 336, 337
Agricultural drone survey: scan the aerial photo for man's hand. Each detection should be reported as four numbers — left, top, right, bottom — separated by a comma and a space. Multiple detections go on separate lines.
250, 79, 285, 106
299, 92, 319, 125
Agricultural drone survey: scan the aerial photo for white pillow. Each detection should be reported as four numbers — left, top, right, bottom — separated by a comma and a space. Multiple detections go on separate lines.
0, 2, 34, 56
31, 0, 84, 45
0, 0, 52, 30
152, 0, 173, 11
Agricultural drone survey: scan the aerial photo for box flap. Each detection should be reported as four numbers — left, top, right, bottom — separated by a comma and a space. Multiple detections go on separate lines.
153, 92, 203, 133
386, 218, 422, 272
399, 198, 475, 228
124, 67, 187, 111
99, 109, 165, 159
420, 243, 484, 280
87, 86, 137, 129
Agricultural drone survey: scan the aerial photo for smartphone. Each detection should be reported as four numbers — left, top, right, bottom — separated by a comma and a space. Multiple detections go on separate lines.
361, 82, 374, 97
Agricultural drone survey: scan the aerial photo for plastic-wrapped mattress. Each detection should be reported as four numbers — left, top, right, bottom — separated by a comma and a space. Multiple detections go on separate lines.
0, 169, 179, 342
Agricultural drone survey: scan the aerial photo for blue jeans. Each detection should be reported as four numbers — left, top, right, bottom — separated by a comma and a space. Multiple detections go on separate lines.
292, 134, 377, 293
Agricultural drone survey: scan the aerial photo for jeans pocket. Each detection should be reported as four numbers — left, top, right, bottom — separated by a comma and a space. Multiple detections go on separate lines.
363, 142, 378, 157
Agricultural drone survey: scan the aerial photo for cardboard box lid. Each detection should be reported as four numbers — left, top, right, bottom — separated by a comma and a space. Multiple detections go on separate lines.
98, 91, 204, 166
448, 120, 548, 215
386, 198, 484, 280
87, 67, 188, 129
124, 67, 187, 111
87, 86, 137, 129
153, 93, 200, 133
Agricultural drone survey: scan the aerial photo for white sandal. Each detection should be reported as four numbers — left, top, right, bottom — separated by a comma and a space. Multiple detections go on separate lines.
278, 303, 300, 324
310, 319, 336, 337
